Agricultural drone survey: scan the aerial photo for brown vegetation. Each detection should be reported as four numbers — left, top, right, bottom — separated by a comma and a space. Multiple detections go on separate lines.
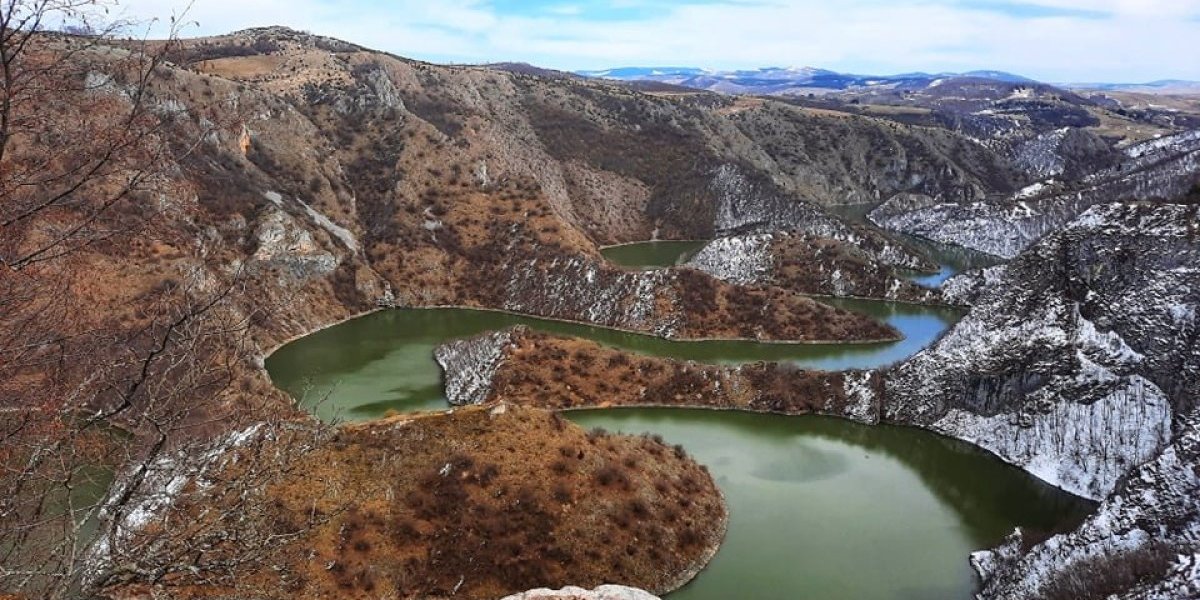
478, 330, 879, 418
102, 404, 726, 599
0, 17, 973, 599
0, 12, 363, 598
1037, 541, 1176, 600
768, 234, 944, 303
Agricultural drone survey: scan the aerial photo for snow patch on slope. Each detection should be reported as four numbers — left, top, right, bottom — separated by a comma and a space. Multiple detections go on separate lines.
933, 375, 1170, 499
840, 371, 879, 424
686, 234, 775, 285
974, 412, 1200, 599
436, 328, 519, 406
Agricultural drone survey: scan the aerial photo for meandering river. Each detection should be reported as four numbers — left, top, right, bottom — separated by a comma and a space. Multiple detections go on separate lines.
571, 409, 1090, 600
264, 240, 1092, 600
266, 299, 961, 422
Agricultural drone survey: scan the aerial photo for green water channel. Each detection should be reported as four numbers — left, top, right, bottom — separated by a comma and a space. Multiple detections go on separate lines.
265, 299, 961, 422
264, 240, 1092, 600
600, 240, 710, 269
569, 409, 1091, 600
824, 202, 1006, 287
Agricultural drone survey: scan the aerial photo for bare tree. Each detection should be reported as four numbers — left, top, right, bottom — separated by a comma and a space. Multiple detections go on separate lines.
0, 3, 326, 598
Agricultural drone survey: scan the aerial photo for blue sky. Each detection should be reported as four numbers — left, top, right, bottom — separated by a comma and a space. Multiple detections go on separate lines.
116, 0, 1200, 82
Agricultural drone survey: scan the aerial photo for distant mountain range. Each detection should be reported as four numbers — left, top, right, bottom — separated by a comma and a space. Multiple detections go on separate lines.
575, 66, 1036, 95
575, 66, 1200, 96
1065, 80, 1200, 94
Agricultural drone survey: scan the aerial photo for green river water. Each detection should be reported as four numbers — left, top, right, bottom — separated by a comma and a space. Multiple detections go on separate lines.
600, 240, 710, 269
264, 240, 1092, 600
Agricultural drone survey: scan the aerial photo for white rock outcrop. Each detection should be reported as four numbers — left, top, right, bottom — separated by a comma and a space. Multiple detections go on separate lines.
499, 585, 660, 600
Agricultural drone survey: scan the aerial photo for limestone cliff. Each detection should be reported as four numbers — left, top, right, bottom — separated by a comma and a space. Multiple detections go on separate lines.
883, 203, 1199, 500
871, 130, 1200, 258
435, 202, 1200, 597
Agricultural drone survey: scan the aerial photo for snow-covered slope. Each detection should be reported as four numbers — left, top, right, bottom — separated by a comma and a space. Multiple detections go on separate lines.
710, 164, 935, 271
884, 203, 1200, 499
974, 411, 1200, 600
880, 202, 1200, 597
687, 231, 943, 303
869, 130, 1200, 258
1010, 127, 1121, 181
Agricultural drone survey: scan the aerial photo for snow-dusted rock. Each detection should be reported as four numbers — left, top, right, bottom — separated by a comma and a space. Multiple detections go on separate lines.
1011, 127, 1119, 182
710, 164, 934, 271
975, 411, 1200, 600
686, 234, 776, 285
870, 129, 1200, 257
940, 264, 1007, 306
883, 204, 1200, 499
251, 206, 339, 279
931, 374, 1170, 499
687, 231, 942, 303
499, 585, 660, 600
841, 371, 880, 423
497, 251, 682, 338
876, 202, 1200, 596
85, 423, 287, 586
435, 327, 520, 405
884, 203, 1200, 499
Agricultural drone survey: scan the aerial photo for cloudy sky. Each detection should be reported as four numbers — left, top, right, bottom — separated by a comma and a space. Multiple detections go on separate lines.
112, 0, 1200, 82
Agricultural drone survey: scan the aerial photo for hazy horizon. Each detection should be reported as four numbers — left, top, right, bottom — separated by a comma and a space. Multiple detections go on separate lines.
112, 0, 1200, 83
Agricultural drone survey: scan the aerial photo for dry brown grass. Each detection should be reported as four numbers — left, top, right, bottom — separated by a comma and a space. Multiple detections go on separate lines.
1037, 541, 1176, 600
769, 234, 942, 304
107, 404, 726, 599
195, 55, 286, 79
481, 330, 876, 418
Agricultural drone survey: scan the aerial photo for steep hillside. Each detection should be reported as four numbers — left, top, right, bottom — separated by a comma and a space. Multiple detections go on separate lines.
882, 203, 1199, 499
973, 411, 1200, 600
91, 404, 727, 599
0, 28, 901, 600
712, 98, 1021, 210
687, 233, 943, 304
142, 26, 958, 341
436, 202, 1200, 596
9, 23, 1198, 600
871, 130, 1200, 257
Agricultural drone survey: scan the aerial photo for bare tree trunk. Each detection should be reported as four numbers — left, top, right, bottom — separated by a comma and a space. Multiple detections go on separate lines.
0, 4, 324, 598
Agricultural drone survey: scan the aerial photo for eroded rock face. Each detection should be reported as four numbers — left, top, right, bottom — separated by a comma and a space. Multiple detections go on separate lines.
884, 203, 1200, 499
974, 411, 1200, 600
940, 264, 1008, 306
720, 98, 1019, 207
710, 164, 935, 272
935, 203, 1200, 598
98, 26, 925, 349
437, 328, 520, 406
250, 207, 339, 279
1010, 127, 1122, 182
870, 130, 1200, 258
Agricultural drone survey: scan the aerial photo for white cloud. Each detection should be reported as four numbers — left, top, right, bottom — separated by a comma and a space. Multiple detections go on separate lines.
108, 0, 1200, 82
